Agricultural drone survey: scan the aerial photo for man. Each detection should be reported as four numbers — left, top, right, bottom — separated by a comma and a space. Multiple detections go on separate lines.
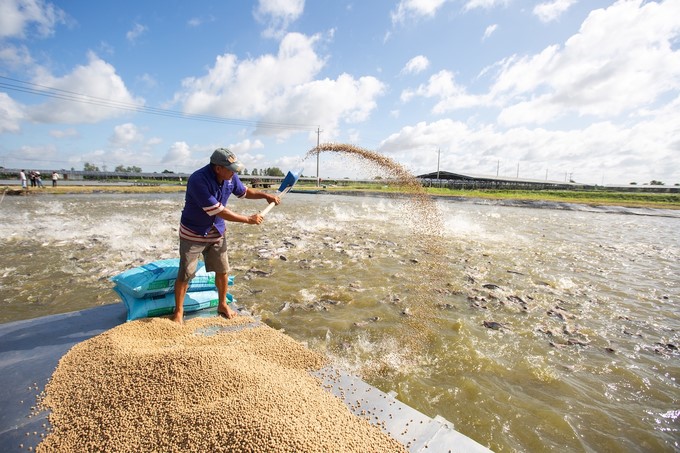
172, 148, 279, 324
19, 170, 27, 190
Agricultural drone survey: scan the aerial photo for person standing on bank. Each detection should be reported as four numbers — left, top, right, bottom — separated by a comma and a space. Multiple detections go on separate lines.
19, 170, 27, 190
171, 148, 279, 324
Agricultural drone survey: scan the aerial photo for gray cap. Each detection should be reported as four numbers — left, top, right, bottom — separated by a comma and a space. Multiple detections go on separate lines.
210, 148, 244, 172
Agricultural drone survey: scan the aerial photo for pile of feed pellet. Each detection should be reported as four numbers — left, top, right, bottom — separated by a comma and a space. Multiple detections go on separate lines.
36, 316, 406, 452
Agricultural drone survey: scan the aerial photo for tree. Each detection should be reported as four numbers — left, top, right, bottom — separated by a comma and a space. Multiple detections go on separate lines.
114, 165, 142, 173
252, 168, 259, 176
264, 167, 284, 176
83, 162, 100, 171
650, 180, 665, 186
162, 169, 174, 174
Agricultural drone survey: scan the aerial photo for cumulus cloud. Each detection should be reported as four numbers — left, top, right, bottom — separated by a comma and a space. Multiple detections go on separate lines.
255, 0, 305, 39
162, 141, 192, 165
391, 0, 448, 25
161, 138, 268, 173
533, 0, 578, 23
175, 32, 385, 138
0, 43, 34, 70
492, 0, 680, 126
109, 123, 143, 147
26, 51, 145, 124
401, 70, 485, 112
0, 0, 67, 39
16, 143, 58, 162
377, 111, 680, 185
390, 0, 680, 184
401, 55, 430, 75
0, 92, 24, 133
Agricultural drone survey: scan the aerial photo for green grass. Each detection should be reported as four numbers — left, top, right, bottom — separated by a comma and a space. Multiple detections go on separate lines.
431, 189, 680, 208
11, 181, 679, 210
294, 183, 680, 209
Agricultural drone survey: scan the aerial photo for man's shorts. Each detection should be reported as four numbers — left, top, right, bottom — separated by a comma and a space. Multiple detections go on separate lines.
177, 236, 229, 282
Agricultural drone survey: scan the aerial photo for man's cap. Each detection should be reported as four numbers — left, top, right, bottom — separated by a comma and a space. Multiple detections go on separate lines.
210, 148, 244, 172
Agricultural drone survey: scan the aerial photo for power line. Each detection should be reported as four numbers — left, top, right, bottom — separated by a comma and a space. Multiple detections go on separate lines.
0, 75, 319, 132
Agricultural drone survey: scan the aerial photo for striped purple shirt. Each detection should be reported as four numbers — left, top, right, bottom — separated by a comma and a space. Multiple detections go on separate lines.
179, 164, 246, 242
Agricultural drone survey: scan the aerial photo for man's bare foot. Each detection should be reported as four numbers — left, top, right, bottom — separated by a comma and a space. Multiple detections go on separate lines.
170, 311, 184, 324
217, 304, 237, 319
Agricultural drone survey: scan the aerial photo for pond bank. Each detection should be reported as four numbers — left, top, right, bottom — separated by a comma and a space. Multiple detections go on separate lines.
3, 183, 679, 210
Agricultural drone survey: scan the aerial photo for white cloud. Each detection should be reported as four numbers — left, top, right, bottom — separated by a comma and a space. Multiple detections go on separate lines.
255, 0, 305, 39
230, 138, 265, 155
401, 70, 485, 112
463, 0, 509, 12
491, 0, 680, 126
391, 0, 448, 25
0, 43, 34, 70
533, 0, 578, 23
162, 141, 192, 165
17, 143, 58, 162
377, 110, 680, 185
109, 123, 143, 147
228, 138, 268, 171
401, 55, 430, 75
137, 73, 157, 88
49, 127, 78, 138
483, 24, 498, 41
126, 23, 147, 43
0, 0, 67, 39
0, 92, 24, 133
187, 15, 215, 28
176, 32, 385, 139
27, 52, 145, 124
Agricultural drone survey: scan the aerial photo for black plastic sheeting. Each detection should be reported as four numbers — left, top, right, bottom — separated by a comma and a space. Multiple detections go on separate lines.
0, 304, 126, 452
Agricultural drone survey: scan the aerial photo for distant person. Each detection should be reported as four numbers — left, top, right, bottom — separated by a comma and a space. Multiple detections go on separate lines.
29, 171, 37, 187
19, 170, 27, 190
35, 171, 44, 188
171, 148, 280, 324
52, 171, 59, 187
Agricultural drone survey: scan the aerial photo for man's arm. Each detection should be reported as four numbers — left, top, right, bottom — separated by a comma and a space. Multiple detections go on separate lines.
217, 208, 263, 225
215, 187, 281, 225
243, 187, 280, 206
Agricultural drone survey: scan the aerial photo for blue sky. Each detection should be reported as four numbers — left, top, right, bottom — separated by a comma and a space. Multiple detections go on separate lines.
1, 0, 679, 185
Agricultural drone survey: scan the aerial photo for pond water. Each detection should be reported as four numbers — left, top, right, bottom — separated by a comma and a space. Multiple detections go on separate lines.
0, 192, 678, 452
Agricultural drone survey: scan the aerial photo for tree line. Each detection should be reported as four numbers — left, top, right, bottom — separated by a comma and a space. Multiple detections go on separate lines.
83, 162, 285, 176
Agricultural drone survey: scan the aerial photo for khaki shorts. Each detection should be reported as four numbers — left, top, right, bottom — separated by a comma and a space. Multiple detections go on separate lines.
177, 236, 229, 282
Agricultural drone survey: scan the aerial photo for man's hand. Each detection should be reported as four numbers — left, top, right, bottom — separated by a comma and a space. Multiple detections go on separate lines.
268, 194, 281, 205
247, 213, 264, 224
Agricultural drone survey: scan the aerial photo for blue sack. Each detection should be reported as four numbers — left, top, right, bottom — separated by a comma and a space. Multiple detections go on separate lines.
114, 288, 236, 322
111, 259, 233, 298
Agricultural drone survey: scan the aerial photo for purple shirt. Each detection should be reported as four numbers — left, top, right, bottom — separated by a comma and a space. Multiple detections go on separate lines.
179, 164, 246, 238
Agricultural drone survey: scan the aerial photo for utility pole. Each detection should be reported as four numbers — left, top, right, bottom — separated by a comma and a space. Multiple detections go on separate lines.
316, 126, 322, 187
436, 148, 441, 180
516, 162, 519, 178
496, 160, 500, 177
